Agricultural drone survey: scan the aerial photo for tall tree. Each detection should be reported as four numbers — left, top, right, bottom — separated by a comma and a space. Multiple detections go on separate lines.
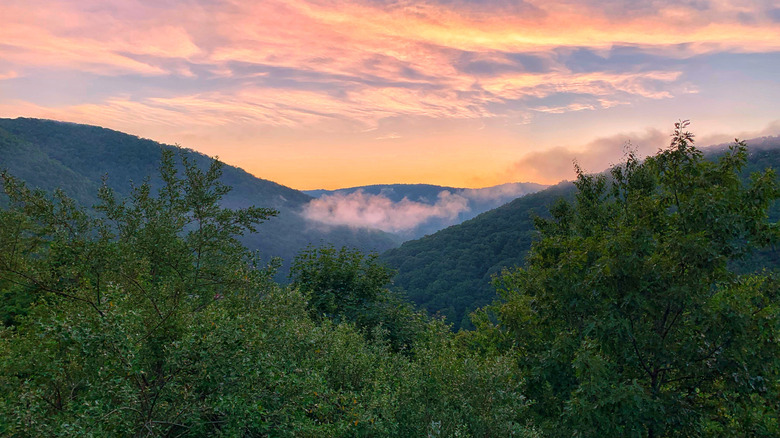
0, 150, 279, 435
487, 122, 780, 437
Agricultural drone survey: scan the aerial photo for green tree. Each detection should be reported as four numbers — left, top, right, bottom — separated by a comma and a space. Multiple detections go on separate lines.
290, 245, 428, 351
486, 122, 780, 437
0, 150, 280, 435
291, 245, 393, 321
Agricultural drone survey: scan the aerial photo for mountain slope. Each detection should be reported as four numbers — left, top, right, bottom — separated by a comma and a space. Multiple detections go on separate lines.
0, 118, 400, 275
381, 182, 575, 328
383, 138, 780, 329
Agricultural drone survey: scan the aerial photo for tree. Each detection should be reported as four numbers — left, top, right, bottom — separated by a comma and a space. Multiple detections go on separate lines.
0, 150, 279, 435
487, 122, 780, 437
290, 245, 392, 320
290, 245, 431, 351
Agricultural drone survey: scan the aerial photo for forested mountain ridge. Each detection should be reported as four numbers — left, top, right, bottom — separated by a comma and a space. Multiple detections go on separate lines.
0, 118, 311, 208
383, 136, 780, 329
0, 118, 400, 275
305, 182, 546, 205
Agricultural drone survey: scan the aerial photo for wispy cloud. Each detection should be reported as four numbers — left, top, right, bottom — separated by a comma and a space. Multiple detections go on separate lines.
462, 183, 545, 202
375, 132, 402, 140
0, 71, 18, 81
508, 128, 671, 183
1, 0, 778, 188
3, 0, 777, 127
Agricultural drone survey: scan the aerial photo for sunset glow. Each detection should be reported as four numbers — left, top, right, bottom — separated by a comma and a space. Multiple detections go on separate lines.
1, 0, 778, 188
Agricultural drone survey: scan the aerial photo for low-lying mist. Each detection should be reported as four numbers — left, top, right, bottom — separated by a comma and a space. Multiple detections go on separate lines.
302, 182, 547, 239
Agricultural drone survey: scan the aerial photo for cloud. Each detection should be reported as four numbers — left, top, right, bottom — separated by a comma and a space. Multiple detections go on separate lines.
375, 132, 402, 140
462, 182, 545, 201
479, 70, 684, 101
0, 68, 686, 133
508, 119, 780, 184
696, 120, 780, 148
2, 0, 778, 129
2, 0, 778, 190
508, 128, 669, 183
302, 190, 470, 232
532, 103, 597, 114
300, 183, 549, 233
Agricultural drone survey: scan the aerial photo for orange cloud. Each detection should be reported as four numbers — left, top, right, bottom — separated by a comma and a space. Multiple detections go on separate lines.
508, 128, 671, 184
2, 0, 775, 122
4, 0, 777, 79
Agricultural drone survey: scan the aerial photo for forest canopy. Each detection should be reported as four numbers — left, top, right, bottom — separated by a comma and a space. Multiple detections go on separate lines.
0, 123, 778, 437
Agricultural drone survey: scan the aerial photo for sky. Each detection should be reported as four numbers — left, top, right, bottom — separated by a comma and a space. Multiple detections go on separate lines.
1, 0, 779, 190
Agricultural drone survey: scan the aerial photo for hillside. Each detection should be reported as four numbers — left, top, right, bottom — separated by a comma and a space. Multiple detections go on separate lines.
304, 182, 547, 239
381, 182, 575, 328
383, 138, 780, 329
0, 118, 400, 275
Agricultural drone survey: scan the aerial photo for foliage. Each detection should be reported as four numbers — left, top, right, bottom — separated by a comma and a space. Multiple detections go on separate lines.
0, 150, 278, 435
383, 136, 780, 331
290, 245, 428, 351
291, 246, 393, 320
0, 149, 529, 437
4, 117, 778, 436
484, 123, 780, 437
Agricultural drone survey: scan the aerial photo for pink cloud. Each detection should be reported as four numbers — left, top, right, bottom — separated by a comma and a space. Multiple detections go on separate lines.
2, 0, 777, 100
508, 128, 669, 183
1, 0, 778, 190
462, 183, 546, 201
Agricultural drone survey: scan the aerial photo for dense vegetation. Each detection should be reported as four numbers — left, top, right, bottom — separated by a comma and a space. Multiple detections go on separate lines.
0, 118, 400, 279
476, 123, 780, 436
384, 137, 780, 329
0, 121, 777, 436
0, 150, 526, 436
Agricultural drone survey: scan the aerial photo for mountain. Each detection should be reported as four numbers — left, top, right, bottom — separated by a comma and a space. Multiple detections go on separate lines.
303, 182, 547, 240
0, 118, 401, 277
382, 138, 780, 329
